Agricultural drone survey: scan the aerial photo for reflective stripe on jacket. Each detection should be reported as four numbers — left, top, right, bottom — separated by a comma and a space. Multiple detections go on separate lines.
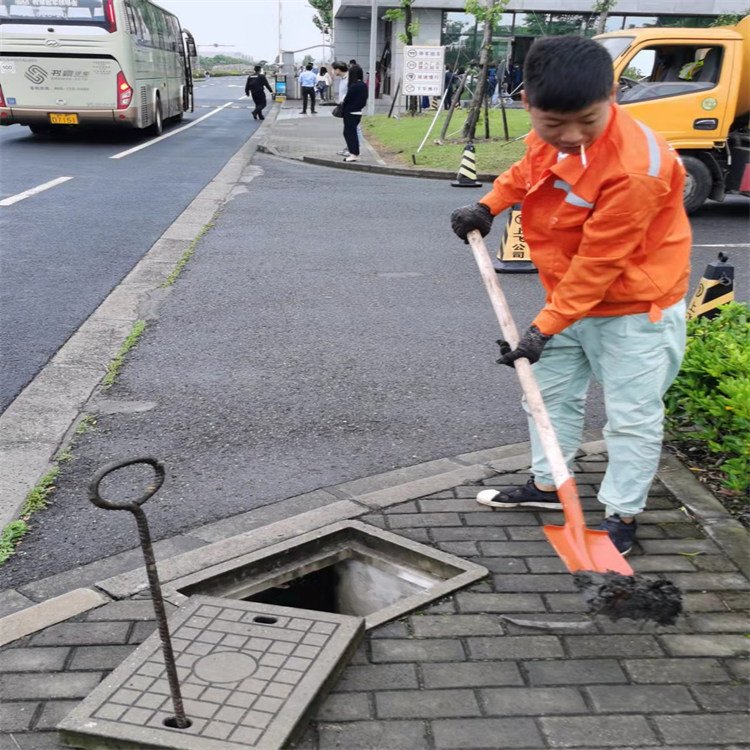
479, 104, 691, 335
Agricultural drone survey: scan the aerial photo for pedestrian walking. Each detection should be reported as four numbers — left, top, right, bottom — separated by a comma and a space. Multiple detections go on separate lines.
341, 64, 367, 162
244, 65, 273, 120
316, 66, 331, 102
450, 35, 691, 556
299, 63, 317, 114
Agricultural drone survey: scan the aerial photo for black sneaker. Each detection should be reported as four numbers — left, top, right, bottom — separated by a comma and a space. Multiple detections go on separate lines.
476, 478, 562, 510
599, 515, 637, 556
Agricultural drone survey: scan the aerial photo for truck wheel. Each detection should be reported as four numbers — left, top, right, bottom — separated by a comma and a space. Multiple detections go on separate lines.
150, 98, 163, 137
681, 155, 712, 214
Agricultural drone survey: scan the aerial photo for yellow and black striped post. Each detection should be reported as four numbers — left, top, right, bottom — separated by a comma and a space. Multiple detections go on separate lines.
451, 142, 482, 187
687, 252, 735, 319
430, 97, 440, 110
493, 204, 537, 274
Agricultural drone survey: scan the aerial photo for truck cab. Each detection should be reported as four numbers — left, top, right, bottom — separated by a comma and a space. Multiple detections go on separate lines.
596, 17, 750, 212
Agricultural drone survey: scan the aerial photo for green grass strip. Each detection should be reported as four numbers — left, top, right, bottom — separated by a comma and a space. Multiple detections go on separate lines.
162, 221, 214, 288
362, 109, 531, 173
101, 319, 147, 389
0, 521, 28, 564
0, 467, 60, 565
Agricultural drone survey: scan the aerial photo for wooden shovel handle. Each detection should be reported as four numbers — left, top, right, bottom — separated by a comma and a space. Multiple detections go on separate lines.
466, 230, 573, 492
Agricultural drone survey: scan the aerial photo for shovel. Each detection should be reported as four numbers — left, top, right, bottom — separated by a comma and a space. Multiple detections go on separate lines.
465, 229, 682, 624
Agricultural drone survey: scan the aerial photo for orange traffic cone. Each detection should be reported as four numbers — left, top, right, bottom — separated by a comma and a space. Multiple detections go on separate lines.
451, 142, 482, 187
493, 204, 537, 274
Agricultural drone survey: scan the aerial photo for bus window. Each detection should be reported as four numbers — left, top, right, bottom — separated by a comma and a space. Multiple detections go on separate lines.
1, 1, 105, 24
132, 4, 151, 45
168, 16, 181, 52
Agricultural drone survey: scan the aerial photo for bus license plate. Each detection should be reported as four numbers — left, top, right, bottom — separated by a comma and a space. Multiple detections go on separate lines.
49, 113, 78, 125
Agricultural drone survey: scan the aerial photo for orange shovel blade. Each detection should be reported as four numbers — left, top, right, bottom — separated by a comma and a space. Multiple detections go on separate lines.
544, 524, 633, 576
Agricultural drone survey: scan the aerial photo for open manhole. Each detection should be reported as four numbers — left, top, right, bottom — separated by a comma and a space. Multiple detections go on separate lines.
172, 521, 488, 628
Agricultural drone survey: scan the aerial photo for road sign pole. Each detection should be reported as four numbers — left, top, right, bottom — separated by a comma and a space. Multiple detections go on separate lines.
367, 0, 377, 116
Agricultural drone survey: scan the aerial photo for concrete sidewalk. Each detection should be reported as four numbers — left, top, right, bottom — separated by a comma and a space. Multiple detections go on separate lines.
2, 443, 749, 749
1, 103, 749, 749
257, 99, 387, 167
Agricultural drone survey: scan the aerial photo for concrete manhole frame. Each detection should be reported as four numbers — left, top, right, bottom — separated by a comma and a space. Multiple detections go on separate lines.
166, 520, 489, 629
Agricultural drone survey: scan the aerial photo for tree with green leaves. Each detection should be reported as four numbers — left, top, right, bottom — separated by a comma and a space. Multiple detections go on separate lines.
463, 0, 508, 140
308, 0, 332, 35
592, 0, 617, 34
711, 11, 748, 26
384, 0, 419, 113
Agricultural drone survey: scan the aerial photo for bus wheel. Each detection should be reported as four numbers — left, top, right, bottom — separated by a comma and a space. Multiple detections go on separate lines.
150, 98, 163, 137
682, 155, 712, 214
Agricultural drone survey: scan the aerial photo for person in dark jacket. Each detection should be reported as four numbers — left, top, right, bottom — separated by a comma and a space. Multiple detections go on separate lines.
341, 65, 368, 162
245, 65, 273, 120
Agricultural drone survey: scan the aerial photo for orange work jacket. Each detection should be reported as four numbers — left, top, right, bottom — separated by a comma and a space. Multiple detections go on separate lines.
479, 104, 691, 335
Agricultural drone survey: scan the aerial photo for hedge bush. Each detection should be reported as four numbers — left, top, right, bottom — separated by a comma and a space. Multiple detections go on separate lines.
665, 301, 750, 495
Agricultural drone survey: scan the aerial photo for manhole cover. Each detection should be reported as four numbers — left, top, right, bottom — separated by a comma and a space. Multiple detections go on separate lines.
58, 596, 363, 750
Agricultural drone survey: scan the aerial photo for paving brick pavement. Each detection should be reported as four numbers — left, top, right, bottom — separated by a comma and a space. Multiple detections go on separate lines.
2, 452, 749, 749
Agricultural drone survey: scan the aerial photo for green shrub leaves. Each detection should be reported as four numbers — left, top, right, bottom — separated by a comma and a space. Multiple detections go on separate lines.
665, 302, 750, 494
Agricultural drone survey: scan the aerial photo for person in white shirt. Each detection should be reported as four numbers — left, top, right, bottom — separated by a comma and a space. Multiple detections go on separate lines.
332, 62, 350, 155
316, 66, 331, 102
298, 63, 317, 114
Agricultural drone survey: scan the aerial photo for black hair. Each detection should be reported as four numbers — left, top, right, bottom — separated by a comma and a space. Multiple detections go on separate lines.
332, 61, 348, 73
348, 64, 364, 82
306, 63, 313, 71
349, 58, 357, 65
254, 65, 262, 72
523, 35, 614, 112
319, 66, 327, 74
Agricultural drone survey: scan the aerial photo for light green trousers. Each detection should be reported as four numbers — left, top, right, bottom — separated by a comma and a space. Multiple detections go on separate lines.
524, 300, 686, 518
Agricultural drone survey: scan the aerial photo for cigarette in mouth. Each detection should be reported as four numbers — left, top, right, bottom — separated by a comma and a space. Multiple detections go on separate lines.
580, 144, 587, 167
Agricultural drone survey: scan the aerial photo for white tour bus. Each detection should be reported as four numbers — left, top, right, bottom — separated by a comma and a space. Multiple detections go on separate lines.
0, 0, 196, 135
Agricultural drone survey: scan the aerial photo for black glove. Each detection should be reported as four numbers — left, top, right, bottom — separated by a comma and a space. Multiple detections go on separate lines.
496, 325, 552, 367
450, 203, 493, 242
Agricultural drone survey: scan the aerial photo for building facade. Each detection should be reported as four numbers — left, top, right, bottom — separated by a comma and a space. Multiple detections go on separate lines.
332, 0, 748, 98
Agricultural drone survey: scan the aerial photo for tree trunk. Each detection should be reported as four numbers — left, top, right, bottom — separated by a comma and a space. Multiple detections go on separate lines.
594, 10, 609, 34
463, 0, 496, 140
438, 71, 467, 141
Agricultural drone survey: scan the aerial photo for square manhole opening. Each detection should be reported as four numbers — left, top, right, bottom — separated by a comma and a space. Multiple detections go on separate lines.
174, 521, 487, 628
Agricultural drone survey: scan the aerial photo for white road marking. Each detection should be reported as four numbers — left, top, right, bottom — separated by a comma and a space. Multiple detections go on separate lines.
110, 101, 234, 160
693, 243, 749, 248
0, 176, 73, 207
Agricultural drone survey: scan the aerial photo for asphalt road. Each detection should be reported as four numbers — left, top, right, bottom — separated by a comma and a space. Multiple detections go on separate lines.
0, 149, 747, 591
0, 78, 260, 413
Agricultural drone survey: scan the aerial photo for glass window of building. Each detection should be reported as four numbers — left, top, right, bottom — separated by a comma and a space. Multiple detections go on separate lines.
655, 15, 716, 27
623, 16, 657, 28
602, 15, 626, 31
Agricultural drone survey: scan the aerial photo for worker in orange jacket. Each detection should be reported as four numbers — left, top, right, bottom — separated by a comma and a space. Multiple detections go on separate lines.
451, 35, 691, 556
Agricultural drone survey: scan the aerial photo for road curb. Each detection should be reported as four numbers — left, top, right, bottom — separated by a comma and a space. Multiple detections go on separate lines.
3, 437, 746, 647
0, 125, 268, 530
256, 144, 498, 183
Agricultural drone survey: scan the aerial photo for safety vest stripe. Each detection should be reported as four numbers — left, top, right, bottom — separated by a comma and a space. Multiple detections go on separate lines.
636, 121, 661, 177
552, 179, 594, 209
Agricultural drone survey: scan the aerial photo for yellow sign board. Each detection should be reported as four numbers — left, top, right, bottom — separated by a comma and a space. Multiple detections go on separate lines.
498, 209, 531, 262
